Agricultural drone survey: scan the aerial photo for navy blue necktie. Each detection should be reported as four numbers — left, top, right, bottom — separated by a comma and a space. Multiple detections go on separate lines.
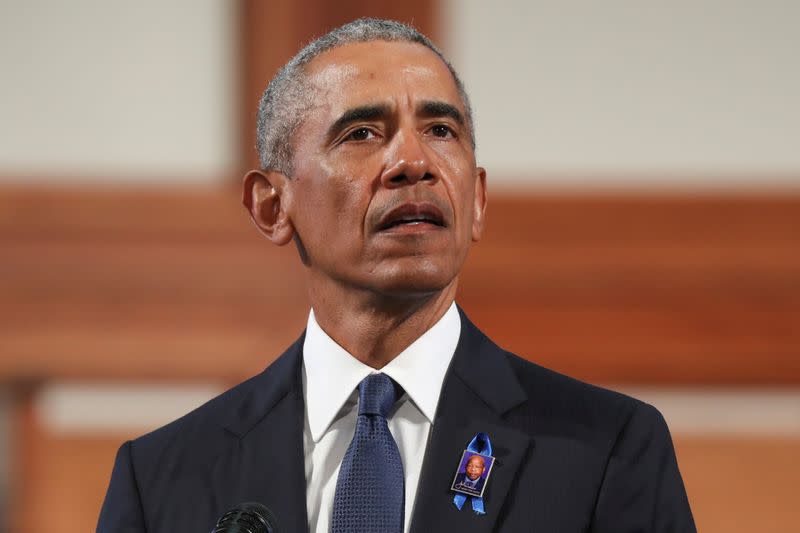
331, 373, 405, 533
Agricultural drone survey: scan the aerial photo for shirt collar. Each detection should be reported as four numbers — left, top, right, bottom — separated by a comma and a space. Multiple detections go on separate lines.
302, 302, 461, 443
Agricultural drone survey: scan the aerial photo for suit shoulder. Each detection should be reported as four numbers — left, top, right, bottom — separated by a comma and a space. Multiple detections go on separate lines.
129, 337, 303, 469
502, 350, 656, 440
132, 373, 254, 449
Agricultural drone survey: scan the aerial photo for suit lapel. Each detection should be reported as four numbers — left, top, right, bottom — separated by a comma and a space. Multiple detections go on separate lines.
410, 310, 534, 533
220, 335, 311, 533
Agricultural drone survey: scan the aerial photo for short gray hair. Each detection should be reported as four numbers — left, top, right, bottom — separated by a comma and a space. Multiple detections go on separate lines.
255, 18, 474, 175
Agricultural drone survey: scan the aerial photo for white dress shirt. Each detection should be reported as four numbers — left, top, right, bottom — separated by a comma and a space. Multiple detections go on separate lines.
302, 303, 461, 533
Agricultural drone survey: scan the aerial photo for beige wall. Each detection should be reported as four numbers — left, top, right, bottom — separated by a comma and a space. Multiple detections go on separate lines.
441, 0, 800, 188
2, 1, 799, 187
0, 0, 237, 183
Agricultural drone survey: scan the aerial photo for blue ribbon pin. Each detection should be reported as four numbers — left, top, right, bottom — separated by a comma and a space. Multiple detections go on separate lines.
452, 432, 493, 515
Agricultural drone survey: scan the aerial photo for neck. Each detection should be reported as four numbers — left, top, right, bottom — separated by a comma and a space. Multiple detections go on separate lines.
308, 279, 458, 369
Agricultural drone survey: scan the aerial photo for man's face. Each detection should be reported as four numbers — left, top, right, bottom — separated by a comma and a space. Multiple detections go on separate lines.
283, 40, 486, 296
465, 455, 485, 481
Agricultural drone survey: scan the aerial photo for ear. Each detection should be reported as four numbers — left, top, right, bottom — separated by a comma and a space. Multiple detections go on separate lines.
242, 169, 294, 246
471, 167, 487, 242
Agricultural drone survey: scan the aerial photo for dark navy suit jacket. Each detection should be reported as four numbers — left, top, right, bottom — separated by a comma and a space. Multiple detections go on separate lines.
97, 310, 696, 532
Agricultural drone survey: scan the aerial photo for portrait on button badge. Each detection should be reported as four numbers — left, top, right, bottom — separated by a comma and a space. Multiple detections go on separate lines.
450, 450, 495, 498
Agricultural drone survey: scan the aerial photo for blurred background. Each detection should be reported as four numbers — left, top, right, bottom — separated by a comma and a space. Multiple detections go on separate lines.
1, 1, 798, 531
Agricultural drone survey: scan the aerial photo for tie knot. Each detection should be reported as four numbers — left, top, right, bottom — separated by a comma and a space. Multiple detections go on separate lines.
358, 373, 401, 417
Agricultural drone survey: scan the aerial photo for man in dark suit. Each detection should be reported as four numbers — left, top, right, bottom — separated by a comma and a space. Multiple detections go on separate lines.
98, 18, 695, 533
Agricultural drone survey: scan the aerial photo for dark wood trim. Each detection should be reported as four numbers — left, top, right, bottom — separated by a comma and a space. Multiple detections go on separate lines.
8, 384, 37, 533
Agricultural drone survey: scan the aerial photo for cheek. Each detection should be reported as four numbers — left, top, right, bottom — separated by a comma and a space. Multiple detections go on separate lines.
434, 146, 469, 180
319, 157, 379, 217
451, 178, 477, 236
328, 181, 369, 235
295, 171, 371, 244
433, 146, 476, 210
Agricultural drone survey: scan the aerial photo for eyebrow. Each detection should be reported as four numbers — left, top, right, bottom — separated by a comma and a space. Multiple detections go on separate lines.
326, 100, 467, 140
417, 100, 466, 127
327, 104, 391, 138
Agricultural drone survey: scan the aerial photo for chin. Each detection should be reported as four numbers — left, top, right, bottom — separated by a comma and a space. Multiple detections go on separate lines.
370, 260, 458, 297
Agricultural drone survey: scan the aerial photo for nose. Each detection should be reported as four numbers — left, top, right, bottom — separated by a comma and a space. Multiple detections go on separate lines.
380, 129, 438, 188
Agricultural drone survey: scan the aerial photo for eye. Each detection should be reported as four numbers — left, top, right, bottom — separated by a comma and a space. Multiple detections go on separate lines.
343, 127, 376, 142
429, 124, 455, 139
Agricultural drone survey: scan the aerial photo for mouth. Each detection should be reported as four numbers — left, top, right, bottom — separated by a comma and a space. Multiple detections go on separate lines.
377, 202, 447, 233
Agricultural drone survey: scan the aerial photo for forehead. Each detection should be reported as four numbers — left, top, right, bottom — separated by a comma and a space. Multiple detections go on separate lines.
303, 40, 464, 118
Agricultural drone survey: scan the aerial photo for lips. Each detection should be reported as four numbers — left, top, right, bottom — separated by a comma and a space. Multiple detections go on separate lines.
377, 202, 447, 231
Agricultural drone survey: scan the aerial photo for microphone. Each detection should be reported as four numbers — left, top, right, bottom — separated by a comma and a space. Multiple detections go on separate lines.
212, 502, 278, 533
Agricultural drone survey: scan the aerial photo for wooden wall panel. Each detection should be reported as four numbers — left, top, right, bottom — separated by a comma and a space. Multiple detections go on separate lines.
675, 436, 800, 532
1, 186, 798, 385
